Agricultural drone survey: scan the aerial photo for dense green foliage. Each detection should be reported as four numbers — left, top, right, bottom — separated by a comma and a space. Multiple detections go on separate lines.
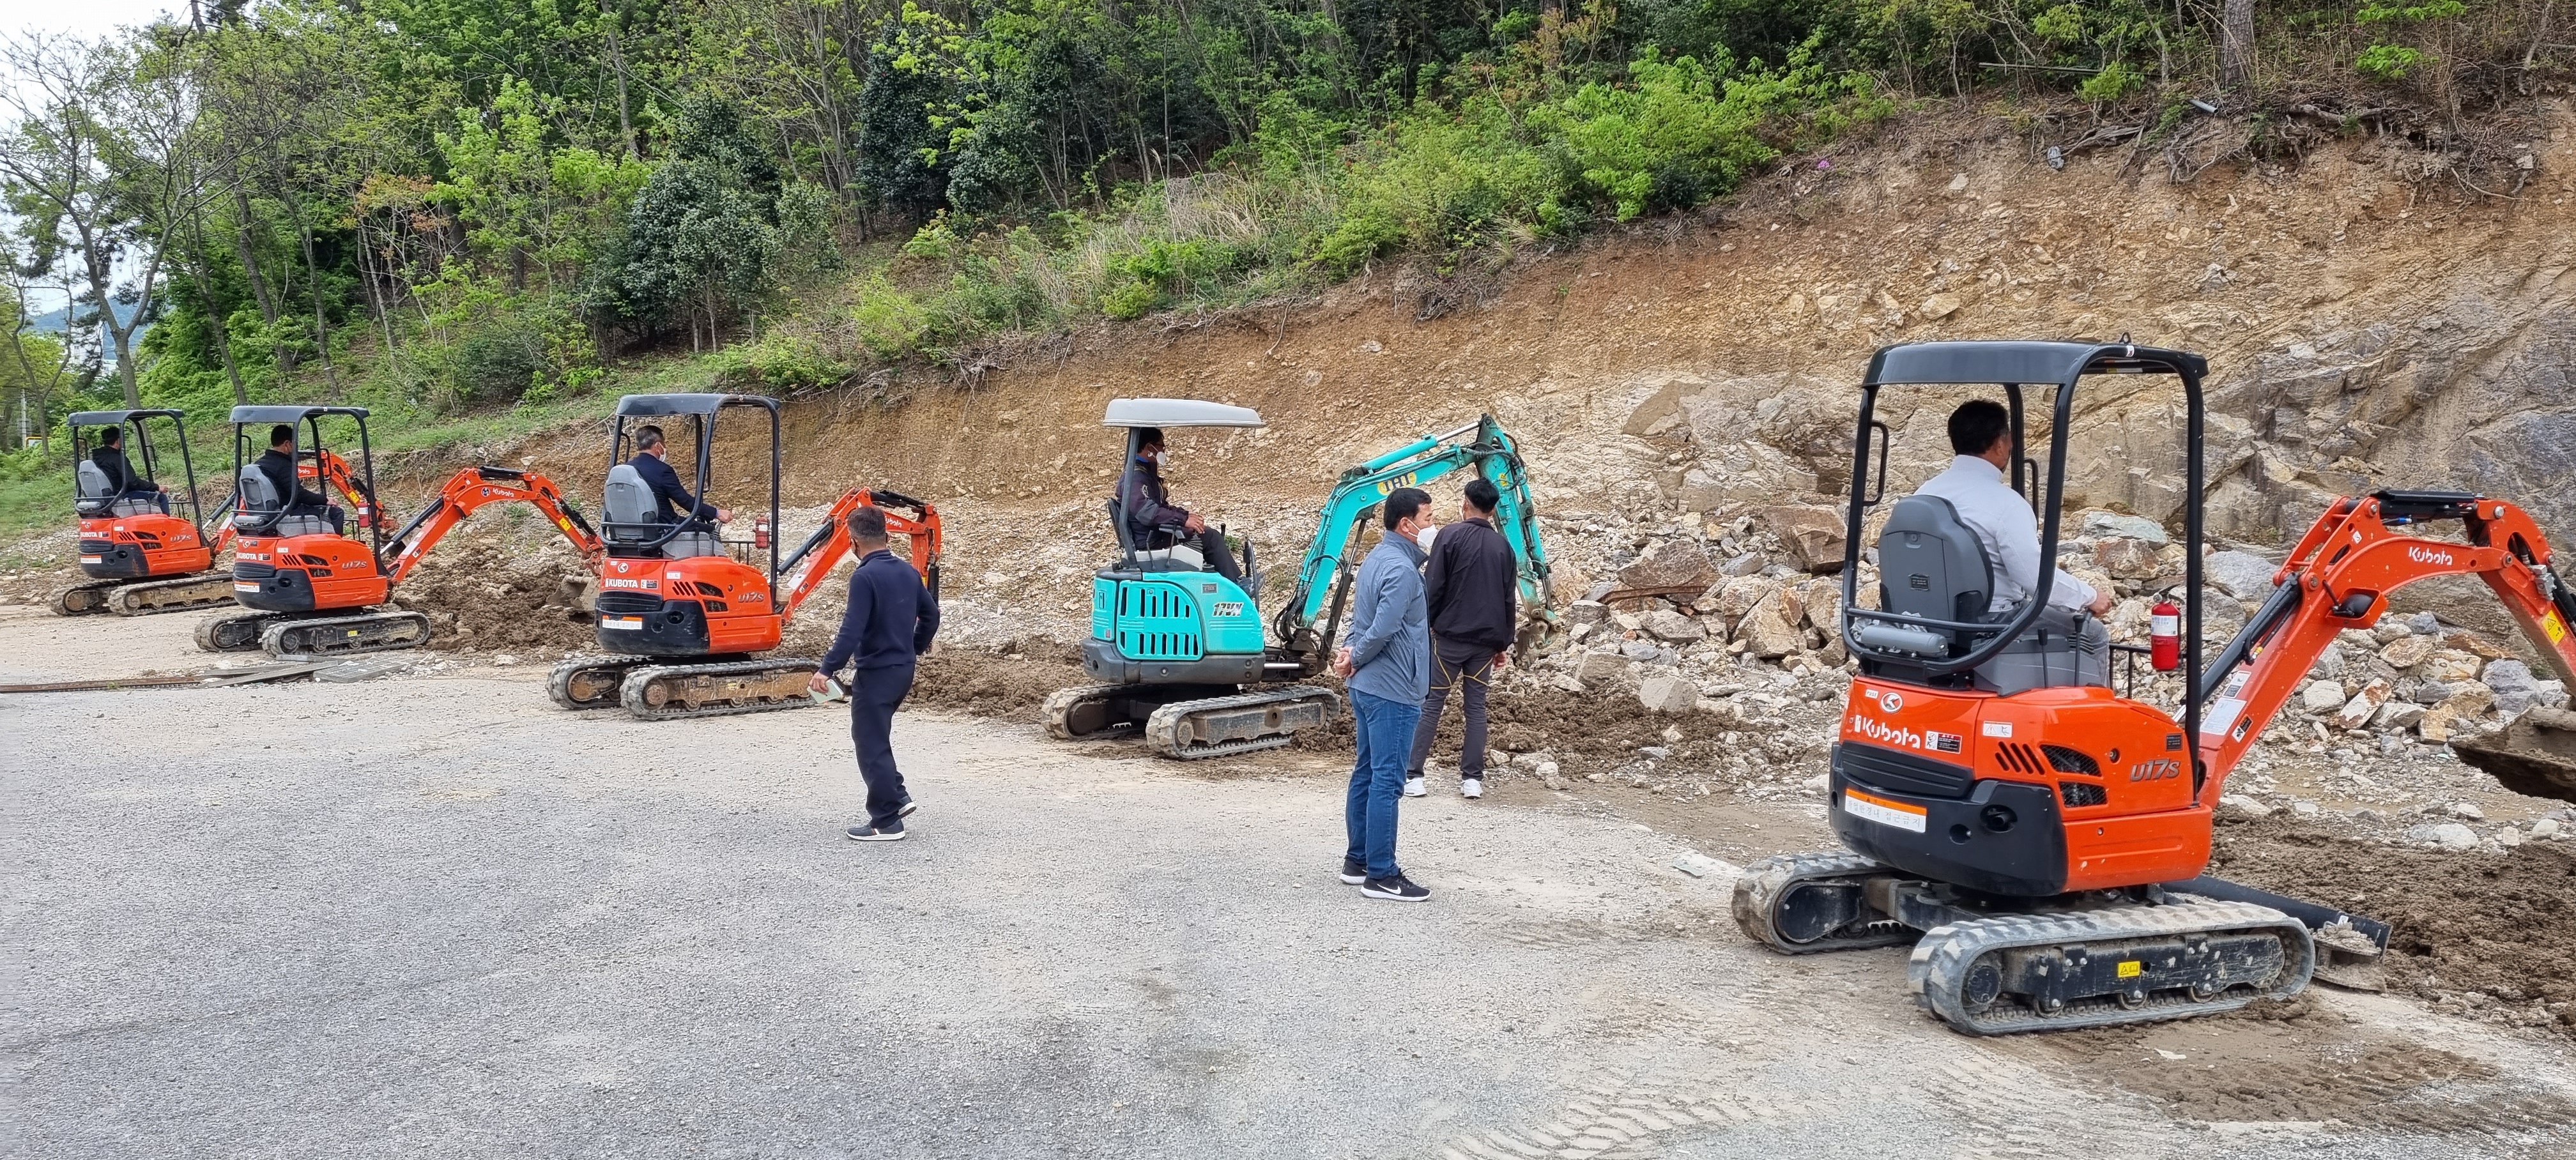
0, 0, 2559, 501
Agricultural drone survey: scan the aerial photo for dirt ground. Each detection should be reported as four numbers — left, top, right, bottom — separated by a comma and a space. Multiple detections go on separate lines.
2211, 816, 2576, 1035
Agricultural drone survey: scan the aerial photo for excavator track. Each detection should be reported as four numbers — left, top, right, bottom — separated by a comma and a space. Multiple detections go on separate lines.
1142, 686, 1339, 760
619, 658, 822, 721
549, 654, 650, 711
1042, 684, 1147, 740
259, 610, 433, 658
2453, 706, 2576, 804
106, 573, 240, 616
1730, 851, 1917, 954
197, 610, 283, 652
50, 579, 124, 616
1906, 897, 2313, 1035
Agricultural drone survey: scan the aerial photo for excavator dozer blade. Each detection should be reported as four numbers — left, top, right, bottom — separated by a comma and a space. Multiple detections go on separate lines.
2453, 706, 2576, 804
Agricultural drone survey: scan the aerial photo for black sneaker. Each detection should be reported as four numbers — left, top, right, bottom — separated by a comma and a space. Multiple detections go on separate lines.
1361, 874, 1430, 902
847, 823, 907, 842
1339, 857, 1367, 885
896, 800, 921, 819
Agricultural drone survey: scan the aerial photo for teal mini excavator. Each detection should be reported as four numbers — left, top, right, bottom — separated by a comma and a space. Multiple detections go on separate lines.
1043, 399, 1558, 759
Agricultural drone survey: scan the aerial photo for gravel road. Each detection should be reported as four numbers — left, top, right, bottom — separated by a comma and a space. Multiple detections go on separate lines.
8, 607, 2574, 1159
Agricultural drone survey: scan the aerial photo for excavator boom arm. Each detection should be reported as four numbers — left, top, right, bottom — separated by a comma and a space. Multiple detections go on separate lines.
381, 466, 606, 585
2196, 491, 2576, 800
778, 488, 942, 623
1274, 415, 1556, 658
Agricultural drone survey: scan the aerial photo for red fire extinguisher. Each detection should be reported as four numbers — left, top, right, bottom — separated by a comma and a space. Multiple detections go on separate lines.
753, 514, 772, 551
2150, 597, 2181, 671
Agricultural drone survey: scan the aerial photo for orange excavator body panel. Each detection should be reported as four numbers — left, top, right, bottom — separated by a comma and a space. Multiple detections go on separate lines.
77, 511, 217, 580
1832, 680, 2211, 896
594, 553, 783, 655
231, 530, 393, 612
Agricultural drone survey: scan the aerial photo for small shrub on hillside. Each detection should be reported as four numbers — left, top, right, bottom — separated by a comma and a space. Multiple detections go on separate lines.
707, 331, 854, 391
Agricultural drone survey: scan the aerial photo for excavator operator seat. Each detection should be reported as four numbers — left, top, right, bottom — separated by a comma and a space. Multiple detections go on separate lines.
602, 464, 659, 558
602, 462, 723, 559
1859, 493, 2105, 695
233, 462, 326, 537
74, 461, 116, 516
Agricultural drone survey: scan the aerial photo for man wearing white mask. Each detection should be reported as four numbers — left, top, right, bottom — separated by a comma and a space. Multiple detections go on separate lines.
1120, 426, 1257, 595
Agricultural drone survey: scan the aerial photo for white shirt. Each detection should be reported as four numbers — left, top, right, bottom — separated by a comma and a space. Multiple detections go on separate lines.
1913, 455, 2098, 614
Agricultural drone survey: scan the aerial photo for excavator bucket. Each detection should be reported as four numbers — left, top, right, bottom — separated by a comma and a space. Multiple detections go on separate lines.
2454, 706, 2576, 804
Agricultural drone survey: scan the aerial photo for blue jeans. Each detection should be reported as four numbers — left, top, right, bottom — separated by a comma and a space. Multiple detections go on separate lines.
1344, 689, 1422, 880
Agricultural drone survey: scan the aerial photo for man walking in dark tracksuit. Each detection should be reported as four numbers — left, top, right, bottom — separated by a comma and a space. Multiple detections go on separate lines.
809, 506, 940, 841
1406, 477, 1519, 799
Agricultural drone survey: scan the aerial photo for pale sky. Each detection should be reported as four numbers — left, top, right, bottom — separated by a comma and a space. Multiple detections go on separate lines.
8, 0, 189, 40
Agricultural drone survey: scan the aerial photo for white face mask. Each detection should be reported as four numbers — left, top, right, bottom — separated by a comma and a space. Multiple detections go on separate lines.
1151, 449, 1169, 469
1414, 523, 1439, 552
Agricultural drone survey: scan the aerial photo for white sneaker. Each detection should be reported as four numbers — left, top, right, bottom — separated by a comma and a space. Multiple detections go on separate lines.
1402, 776, 1426, 798
1461, 778, 1483, 799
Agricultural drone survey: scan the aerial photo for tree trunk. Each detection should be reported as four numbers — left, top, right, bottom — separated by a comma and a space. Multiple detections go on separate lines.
603, 0, 637, 159
2219, 0, 2255, 90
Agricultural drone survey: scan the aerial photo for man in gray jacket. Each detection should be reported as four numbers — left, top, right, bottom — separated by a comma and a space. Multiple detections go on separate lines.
1331, 487, 1435, 902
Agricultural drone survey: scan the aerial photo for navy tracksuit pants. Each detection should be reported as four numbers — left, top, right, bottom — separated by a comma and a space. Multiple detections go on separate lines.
848, 661, 917, 827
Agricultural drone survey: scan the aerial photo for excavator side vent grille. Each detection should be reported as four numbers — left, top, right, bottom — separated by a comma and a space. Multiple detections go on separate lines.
2041, 745, 2101, 775
2059, 781, 2109, 807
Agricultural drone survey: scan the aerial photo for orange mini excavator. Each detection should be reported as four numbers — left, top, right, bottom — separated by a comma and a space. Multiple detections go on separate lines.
199, 404, 604, 657
545, 392, 940, 721
52, 409, 239, 616
1735, 340, 2576, 1035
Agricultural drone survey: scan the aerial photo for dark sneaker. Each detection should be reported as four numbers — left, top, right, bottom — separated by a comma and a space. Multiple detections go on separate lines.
1361, 874, 1430, 902
847, 823, 907, 842
1339, 857, 1367, 885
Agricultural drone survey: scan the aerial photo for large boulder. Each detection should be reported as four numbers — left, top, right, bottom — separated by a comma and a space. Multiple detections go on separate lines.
1643, 609, 1706, 642
1637, 674, 1699, 714
2082, 511, 2169, 544
2205, 551, 2280, 600
1575, 652, 1637, 685
2092, 537, 2161, 579
1761, 505, 1848, 574
2484, 659, 2556, 715
1740, 594, 1805, 659
1616, 540, 1717, 591
2378, 634, 2437, 671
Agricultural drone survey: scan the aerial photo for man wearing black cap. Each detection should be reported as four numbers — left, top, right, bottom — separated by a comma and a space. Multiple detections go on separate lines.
1120, 426, 1255, 593
811, 505, 941, 842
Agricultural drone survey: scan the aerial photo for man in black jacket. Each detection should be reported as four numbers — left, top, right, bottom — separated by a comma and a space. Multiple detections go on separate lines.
629, 425, 731, 530
1119, 427, 1254, 593
810, 506, 942, 842
91, 427, 168, 513
1404, 477, 1518, 800
254, 425, 344, 535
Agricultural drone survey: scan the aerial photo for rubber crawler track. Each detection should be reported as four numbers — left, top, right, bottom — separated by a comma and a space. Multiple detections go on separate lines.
1142, 685, 1338, 759
1907, 897, 2313, 1035
618, 659, 823, 721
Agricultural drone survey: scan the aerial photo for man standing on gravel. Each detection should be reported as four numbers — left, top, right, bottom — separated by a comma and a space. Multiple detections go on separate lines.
810, 506, 940, 842
1331, 487, 1434, 902
1404, 477, 1518, 800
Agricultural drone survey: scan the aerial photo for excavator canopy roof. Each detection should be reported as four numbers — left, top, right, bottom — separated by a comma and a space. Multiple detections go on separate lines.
615, 393, 778, 416
229, 404, 371, 422
68, 409, 185, 425
1864, 340, 2207, 386
1101, 398, 1264, 429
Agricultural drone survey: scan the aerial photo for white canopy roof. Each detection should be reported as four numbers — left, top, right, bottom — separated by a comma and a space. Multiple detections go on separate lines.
1101, 397, 1264, 429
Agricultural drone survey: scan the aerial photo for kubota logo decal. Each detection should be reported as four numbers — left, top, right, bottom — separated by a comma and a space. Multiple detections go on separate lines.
2407, 546, 2456, 566
1850, 714, 1926, 751
1873, 689, 1903, 712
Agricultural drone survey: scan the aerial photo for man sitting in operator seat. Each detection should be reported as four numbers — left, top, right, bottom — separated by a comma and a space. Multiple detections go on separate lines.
92, 425, 169, 514
1121, 426, 1254, 593
629, 424, 732, 531
1917, 400, 2113, 618
255, 424, 348, 536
